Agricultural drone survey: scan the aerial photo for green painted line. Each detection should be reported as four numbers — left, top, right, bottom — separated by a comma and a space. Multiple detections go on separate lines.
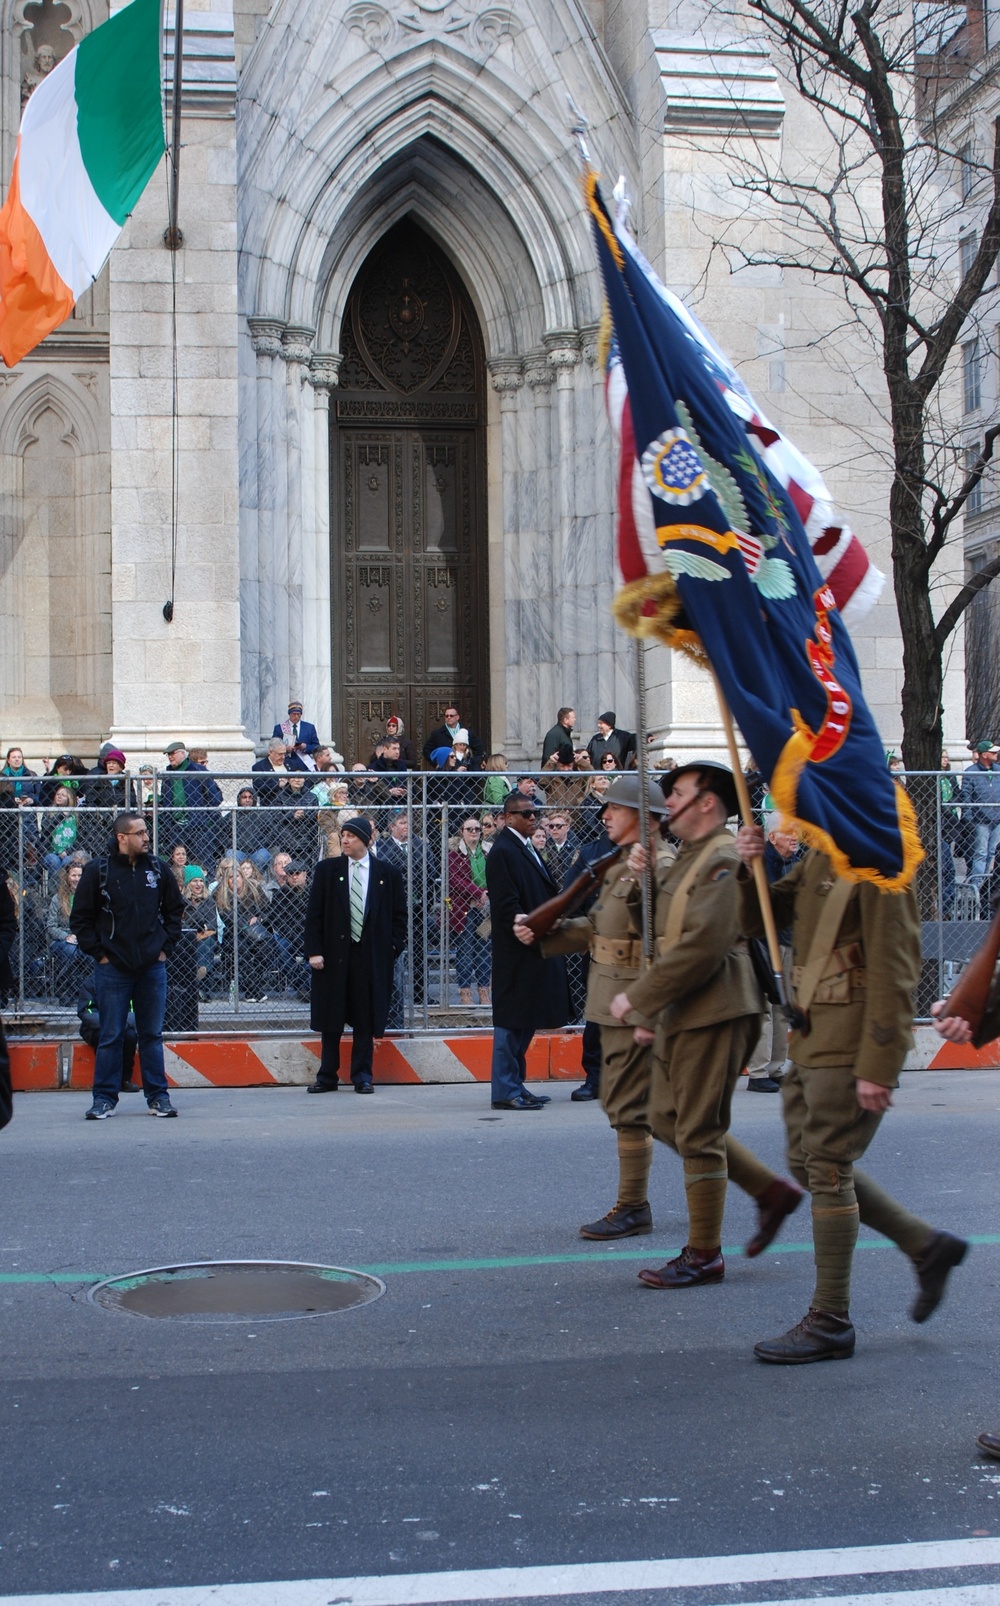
2, 1235, 999, 1285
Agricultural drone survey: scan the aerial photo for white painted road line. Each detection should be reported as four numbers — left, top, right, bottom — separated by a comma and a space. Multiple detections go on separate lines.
727, 1592, 997, 1606
3, 1537, 1000, 1606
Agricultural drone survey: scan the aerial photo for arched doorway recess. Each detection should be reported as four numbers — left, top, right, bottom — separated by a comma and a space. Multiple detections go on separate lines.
332, 218, 488, 764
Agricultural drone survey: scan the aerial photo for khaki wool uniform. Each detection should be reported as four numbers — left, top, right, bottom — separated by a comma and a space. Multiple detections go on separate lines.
542, 855, 661, 1206
738, 849, 932, 1311
623, 825, 779, 1251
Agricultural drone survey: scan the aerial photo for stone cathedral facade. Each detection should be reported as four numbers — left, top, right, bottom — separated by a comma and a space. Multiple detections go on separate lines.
0, 0, 961, 767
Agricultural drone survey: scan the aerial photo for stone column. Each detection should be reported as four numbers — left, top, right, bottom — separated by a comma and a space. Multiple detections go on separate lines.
246, 316, 285, 741
109, 124, 252, 765
305, 352, 341, 748
280, 323, 315, 712
487, 357, 524, 756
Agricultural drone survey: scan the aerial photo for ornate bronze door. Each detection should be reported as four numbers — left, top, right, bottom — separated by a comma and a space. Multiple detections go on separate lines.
332, 220, 488, 765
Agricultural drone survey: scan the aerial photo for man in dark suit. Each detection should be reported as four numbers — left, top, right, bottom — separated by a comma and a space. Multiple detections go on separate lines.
422, 704, 484, 769
304, 816, 406, 1094
485, 791, 570, 1109
272, 700, 320, 757
376, 811, 427, 1005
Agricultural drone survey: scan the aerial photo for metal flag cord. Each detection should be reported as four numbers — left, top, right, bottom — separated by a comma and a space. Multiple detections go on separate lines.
162, 0, 184, 623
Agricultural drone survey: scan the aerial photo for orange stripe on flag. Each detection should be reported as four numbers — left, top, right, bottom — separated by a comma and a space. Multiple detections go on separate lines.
0, 143, 74, 367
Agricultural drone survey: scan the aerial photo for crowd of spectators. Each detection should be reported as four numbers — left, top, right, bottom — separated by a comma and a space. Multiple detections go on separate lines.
4, 710, 987, 1015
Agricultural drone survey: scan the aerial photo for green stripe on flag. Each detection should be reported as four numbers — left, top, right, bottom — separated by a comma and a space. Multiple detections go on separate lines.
75, 0, 165, 227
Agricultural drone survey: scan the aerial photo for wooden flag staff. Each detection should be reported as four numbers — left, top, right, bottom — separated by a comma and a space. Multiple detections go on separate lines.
711, 669, 803, 1025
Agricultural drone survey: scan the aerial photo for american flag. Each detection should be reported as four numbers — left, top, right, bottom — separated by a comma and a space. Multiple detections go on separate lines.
608, 224, 884, 628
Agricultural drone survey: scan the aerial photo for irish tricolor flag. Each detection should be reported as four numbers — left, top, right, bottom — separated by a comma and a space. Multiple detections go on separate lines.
0, 0, 164, 367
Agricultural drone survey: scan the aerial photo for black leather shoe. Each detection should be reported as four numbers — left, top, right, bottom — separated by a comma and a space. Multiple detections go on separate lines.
747, 1076, 782, 1093
571, 1085, 600, 1101
911, 1231, 968, 1322
523, 1091, 550, 1104
638, 1246, 724, 1288
307, 1081, 339, 1093
491, 1095, 543, 1110
754, 1308, 855, 1364
745, 1177, 806, 1258
354, 1082, 374, 1094
580, 1202, 652, 1240
977, 1431, 1000, 1460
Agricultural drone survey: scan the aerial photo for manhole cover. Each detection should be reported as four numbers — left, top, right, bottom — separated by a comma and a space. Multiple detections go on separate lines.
88, 1261, 386, 1323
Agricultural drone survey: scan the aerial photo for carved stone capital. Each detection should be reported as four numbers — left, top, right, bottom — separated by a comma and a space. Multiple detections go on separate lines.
281, 325, 316, 364
543, 330, 581, 369
247, 317, 286, 357
524, 351, 555, 389
488, 356, 524, 393
579, 322, 601, 369
308, 352, 343, 391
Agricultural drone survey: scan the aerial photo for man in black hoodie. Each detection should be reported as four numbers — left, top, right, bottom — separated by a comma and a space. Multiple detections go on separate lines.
71, 811, 185, 1120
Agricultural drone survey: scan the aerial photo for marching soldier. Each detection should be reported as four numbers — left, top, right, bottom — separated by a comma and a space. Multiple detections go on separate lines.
608, 761, 804, 1287
517, 774, 670, 1239
736, 827, 968, 1362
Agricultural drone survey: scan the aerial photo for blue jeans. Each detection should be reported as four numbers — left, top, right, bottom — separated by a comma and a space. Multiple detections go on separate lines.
92, 959, 168, 1104
454, 910, 491, 989
971, 820, 1000, 887
490, 1026, 535, 1102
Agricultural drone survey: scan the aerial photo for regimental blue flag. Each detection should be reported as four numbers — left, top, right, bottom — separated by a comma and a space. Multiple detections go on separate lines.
586, 173, 921, 890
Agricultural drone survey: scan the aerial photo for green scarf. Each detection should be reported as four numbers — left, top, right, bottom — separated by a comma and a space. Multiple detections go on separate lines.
468, 842, 487, 889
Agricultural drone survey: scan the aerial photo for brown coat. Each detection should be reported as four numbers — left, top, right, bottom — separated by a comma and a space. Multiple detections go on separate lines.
625, 826, 760, 1037
541, 857, 655, 1028
737, 849, 920, 1089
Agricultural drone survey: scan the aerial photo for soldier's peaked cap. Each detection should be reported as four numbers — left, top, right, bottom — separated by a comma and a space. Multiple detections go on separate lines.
665, 760, 740, 818
603, 775, 669, 815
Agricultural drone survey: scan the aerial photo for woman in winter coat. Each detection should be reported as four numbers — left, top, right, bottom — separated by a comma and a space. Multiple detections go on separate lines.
213, 865, 277, 1002
46, 859, 91, 1003
447, 813, 491, 1007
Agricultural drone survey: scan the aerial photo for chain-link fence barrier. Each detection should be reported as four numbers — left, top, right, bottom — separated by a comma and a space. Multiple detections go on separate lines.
0, 768, 980, 1033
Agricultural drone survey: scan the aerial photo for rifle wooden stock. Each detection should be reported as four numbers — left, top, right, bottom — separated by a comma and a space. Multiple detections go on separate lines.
522, 846, 623, 939
943, 900, 1000, 1039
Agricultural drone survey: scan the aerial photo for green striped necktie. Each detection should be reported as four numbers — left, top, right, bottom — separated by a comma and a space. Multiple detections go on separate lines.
350, 861, 365, 941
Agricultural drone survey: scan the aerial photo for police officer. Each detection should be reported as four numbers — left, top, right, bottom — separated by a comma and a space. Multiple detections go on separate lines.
609, 762, 804, 1287
519, 774, 669, 1239
737, 827, 968, 1362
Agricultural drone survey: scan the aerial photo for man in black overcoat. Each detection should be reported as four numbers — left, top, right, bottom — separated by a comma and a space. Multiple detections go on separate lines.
304, 816, 406, 1094
485, 791, 570, 1109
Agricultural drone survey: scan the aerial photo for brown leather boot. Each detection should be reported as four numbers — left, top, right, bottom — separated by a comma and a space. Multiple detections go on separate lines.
745, 1177, 806, 1258
910, 1231, 968, 1323
637, 1245, 724, 1288
579, 1202, 652, 1240
754, 1307, 855, 1364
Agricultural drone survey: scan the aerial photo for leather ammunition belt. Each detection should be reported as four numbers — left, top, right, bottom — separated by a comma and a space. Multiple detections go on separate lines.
591, 934, 643, 968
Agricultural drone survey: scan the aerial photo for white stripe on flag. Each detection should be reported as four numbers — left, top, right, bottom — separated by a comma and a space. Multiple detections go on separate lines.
18, 48, 119, 297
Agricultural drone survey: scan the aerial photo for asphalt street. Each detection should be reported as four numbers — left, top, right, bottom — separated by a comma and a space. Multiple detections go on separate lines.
0, 1069, 998, 1605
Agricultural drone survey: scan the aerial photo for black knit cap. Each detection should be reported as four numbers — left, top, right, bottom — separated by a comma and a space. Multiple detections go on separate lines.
340, 816, 373, 847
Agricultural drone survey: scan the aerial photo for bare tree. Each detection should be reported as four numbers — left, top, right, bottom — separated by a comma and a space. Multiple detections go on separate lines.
698, 0, 1000, 769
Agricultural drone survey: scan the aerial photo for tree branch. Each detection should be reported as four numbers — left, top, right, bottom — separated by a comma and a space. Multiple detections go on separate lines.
935, 551, 1000, 652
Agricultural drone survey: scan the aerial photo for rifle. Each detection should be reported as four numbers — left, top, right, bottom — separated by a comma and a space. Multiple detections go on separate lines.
522, 846, 622, 939
943, 899, 1000, 1044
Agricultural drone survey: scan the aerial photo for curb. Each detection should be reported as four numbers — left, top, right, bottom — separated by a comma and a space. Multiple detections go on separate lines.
6, 1024, 994, 1092
7, 1031, 592, 1092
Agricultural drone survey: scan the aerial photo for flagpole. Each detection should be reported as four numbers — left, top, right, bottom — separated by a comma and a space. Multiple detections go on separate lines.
165, 0, 184, 250
711, 670, 801, 1022
635, 636, 654, 967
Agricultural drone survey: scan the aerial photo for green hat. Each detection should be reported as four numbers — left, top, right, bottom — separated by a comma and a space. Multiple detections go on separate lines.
183, 864, 206, 884
165, 739, 186, 755
974, 739, 998, 754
